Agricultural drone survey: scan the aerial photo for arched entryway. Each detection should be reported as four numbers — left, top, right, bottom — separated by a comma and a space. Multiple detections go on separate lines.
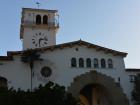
79, 84, 112, 105
68, 71, 129, 105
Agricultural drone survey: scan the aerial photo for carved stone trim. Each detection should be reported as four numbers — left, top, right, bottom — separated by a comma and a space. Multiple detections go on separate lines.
68, 70, 129, 105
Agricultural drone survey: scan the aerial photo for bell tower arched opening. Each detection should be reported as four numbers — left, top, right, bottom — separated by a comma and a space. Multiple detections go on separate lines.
36, 15, 41, 25
43, 15, 48, 24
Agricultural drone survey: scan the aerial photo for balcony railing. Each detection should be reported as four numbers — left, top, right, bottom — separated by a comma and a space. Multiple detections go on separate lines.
22, 21, 59, 29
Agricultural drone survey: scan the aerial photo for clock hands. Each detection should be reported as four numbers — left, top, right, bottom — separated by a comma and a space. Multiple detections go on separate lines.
32, 33, 48, 47
39, 38, 44, 47
39, 37, 48, 47
44, 37, 48, 41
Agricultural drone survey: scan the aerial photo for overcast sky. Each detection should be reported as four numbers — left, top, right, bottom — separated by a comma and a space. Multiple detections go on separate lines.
0, 0, 140, 68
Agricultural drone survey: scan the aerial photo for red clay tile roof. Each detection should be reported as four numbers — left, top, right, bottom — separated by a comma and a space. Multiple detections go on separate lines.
125, 69, 140, 72
0, 40, 127, 61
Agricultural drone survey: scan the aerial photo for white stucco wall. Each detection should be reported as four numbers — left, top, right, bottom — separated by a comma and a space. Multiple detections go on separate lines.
0, 57, 31, 90
0, 45, 138, 103
0, 45, 134, 104
124, 71, 140, 105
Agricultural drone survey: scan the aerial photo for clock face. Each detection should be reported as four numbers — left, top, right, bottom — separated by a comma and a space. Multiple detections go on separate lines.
32, 32, 48, 47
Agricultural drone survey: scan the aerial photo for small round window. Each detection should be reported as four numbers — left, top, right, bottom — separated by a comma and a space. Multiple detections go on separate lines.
41, 66, 52, 78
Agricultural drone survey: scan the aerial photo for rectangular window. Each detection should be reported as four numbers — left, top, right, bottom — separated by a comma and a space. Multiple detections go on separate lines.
129, 75, 136, 83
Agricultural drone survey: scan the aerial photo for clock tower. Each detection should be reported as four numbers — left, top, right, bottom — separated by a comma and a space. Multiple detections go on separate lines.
20, 8, 59, 50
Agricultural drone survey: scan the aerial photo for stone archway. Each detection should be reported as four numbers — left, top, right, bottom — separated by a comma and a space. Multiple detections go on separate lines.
68, 70, 129, 105
79, 83, 113, 105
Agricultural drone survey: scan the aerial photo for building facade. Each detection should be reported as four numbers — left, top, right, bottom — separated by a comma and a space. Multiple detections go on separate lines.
0, 8, 139, 105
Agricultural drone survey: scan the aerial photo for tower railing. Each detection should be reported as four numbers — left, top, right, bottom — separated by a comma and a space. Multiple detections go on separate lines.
22, 21, 59, 28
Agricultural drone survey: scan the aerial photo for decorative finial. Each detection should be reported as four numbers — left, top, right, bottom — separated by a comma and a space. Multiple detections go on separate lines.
36, 2, 41, 9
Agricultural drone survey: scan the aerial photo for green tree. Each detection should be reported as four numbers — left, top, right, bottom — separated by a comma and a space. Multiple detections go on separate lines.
0, 82, 79, 105
132, 74, 140, 105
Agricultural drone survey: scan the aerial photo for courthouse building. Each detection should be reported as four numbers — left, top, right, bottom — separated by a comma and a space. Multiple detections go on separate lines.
0, 7, 140, 105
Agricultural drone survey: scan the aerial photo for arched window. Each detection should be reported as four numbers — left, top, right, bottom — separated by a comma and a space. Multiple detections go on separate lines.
101, 59, 106, 68
43, 15, 48, 24
71, 58, 77, 67
79, 58, 84, 67
36, 15, 41, 25
94, 58, 99, 68
0, 76, 7, 88
86, 58, 91, 67
108, 59, 113, 68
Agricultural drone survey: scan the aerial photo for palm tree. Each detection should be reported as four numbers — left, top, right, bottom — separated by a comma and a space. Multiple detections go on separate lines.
21, 49, 43, 91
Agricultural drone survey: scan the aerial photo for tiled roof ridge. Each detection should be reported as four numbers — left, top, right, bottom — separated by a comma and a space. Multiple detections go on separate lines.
125, 68, 140, 72
22, 8, 58, 13
0, 40, 127, 61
